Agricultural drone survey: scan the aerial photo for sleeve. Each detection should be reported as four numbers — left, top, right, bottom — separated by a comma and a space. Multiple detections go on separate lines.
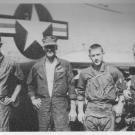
67, 63, 77, 100
76, 71, 86, 101
110, 66, 127, 94
27, 66, 37, 98
12, 62, 24, 84
131, 76, 135, 90
130, 76, 135, 98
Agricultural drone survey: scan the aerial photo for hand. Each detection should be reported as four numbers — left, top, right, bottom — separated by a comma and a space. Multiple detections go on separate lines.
1, 97, 12, 105
119, 95, 125, 102
112, 95, 125, 117
69, 110, 77, 122
31, 98, 42, 109
10, 96, 20, 107
10, 96, 16, 103
123, 89, 132, 100
78, 112, 85, 123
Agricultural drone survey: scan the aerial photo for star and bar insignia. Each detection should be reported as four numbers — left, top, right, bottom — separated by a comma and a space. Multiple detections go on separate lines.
0, 4, 68, 59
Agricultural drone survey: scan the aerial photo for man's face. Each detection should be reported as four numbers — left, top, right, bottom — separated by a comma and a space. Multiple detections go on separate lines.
89, 47, 104, 66
44, 45, 57, 58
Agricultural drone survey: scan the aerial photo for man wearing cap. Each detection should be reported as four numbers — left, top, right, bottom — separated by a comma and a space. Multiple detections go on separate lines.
77, 43, 131, 131
27, 36, 77, 131
0, 37, 24, 131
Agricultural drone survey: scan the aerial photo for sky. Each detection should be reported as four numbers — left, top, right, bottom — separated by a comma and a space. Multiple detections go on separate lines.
0, 1, 134, 62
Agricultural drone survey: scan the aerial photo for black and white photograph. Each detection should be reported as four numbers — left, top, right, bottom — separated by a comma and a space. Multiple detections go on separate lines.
0, 0, 134, 132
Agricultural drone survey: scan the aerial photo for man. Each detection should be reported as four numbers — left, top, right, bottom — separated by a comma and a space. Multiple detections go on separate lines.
77, 44, 131, 131
123, 45, 135, 130
27, 36, 77, 131
0, 37, 24, 131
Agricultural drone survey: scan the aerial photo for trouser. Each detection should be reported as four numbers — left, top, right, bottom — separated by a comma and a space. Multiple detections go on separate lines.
84, 102, 115, 131
0, 104, 11, 131
84, 113, 115, 131
37, 98, 70, 131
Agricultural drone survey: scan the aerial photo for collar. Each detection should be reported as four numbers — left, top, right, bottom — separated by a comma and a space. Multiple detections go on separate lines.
91, 62, 106, 72
43, 56, 62, 67
45, 57, 57, 64
100, 62, 106, 72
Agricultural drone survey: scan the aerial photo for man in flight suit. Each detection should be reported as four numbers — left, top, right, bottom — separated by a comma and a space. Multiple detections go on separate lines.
77, 44, 131, 131
27, 36, 77, 131
0, 37, 24, 131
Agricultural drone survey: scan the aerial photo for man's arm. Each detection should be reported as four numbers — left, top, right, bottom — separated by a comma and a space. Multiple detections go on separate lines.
66, 63, 77, 121
67, 63, 77, 100
109, 66, 127, 116
27, 66, 41, 109
27, 66, 36, 98
10, 85, 21, 102
77, 72, 86, 123
128, 75, 135, 98
69, 100, 77, 121
10, 63, 24, 103
110, 66, 131, 99
77, 100, 85, 123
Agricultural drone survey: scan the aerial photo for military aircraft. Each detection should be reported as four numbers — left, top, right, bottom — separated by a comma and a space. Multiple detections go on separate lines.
0, 2, 135, 131
0, 3, 69, 85
0, 3, 134, 74
0, 3, 69, 131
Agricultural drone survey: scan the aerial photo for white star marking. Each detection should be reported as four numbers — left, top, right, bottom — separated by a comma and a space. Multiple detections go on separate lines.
16, 5, 52, 51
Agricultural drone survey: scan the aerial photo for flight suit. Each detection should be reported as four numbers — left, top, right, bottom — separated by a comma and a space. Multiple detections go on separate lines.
0, 56, 24, 131
77, 62, 126, 131
27, 57, 76, 131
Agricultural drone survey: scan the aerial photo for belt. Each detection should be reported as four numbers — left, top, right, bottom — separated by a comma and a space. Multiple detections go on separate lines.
36, 94, 68, 98
87, 101, 113, 110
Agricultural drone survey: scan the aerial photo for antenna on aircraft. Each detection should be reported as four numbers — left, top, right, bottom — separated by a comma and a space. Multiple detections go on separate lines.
84, 3, 123, 14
